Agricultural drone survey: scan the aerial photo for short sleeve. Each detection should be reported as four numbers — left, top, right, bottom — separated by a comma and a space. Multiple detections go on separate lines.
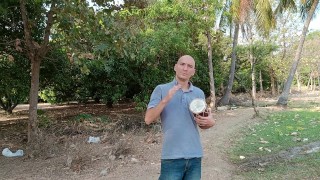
147, 85, 162, 109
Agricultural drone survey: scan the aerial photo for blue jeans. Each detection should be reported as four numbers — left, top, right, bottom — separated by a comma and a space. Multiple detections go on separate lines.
159, 158, 202, 180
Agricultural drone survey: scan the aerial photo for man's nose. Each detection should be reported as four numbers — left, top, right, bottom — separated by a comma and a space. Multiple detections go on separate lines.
183, 65, 188, 70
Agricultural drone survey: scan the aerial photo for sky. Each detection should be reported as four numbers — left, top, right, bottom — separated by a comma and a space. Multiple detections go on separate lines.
309, 15, 320, 31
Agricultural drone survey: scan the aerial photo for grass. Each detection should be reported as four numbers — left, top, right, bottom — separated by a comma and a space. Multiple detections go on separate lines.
229, 108, 320, 179
288, 100, 320, 109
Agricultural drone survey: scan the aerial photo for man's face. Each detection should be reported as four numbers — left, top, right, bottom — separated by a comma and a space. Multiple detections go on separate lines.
174, 56, 195, 81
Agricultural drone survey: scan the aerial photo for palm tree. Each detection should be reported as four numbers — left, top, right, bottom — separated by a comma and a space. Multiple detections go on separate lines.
277, 0, 319, 106
219, 0, 275, 105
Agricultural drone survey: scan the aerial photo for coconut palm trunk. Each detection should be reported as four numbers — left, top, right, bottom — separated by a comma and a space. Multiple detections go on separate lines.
259, 70, 264, 94
219, 22, 239, 105
277, 0, 319, 106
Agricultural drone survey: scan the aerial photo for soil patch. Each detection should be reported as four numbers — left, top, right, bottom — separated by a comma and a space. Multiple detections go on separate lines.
0, 92, 319, 179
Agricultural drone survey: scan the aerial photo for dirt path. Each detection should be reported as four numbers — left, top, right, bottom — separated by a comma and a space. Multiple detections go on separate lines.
0, 105, 272, 180
103, 107, 268, 180
2, 93, 318, 179
201, 108, 264, 180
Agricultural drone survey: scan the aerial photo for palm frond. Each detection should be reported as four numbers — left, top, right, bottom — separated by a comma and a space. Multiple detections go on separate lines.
300, 0, 314, 20
231, 0, 252, 23
274, 0, 297, 15
254, 0, 275, 36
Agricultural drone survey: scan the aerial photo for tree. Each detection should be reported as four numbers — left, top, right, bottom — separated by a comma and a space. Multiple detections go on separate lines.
267, 12, 302, 95
133, 0, 224, 109
277, 0, 319, 106
219, 0, 275, 105
18, 0, 113, 155
201, 0, 224, 109
0, 0, 41, 114
19, 0, 56, 154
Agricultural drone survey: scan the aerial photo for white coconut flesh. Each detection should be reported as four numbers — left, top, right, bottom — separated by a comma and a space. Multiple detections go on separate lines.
189, 98, 206, 114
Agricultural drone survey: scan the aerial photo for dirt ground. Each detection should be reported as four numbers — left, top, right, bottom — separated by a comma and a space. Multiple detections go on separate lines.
0, 92, 319, 180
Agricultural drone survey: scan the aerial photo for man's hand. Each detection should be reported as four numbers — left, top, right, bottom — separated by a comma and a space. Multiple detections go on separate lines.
194, 110, 215, 129
164, 84, 181, 102
145, 84, 181, 125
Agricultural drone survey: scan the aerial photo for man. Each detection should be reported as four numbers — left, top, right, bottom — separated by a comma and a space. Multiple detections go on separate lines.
145, 55, 216, 180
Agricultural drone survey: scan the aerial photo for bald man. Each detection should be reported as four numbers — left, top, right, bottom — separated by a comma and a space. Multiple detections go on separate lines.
145, 55, 215, 180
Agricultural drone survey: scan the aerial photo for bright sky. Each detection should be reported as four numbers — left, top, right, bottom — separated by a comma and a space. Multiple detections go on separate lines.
309, 15, 320, 31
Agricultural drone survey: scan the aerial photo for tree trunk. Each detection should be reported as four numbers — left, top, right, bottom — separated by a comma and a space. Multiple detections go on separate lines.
259, 70, 264, 94
219, 82, 224, 96
28, 58, 41, 150
312, 75, 315, 91
311, 74, 314, 91
270, 68, 276, 96
307, 74, 311, 89
276, 0, 319, 106
219, 22, 239, 105
277, 82, 281, 94
318, 63, 320, 88
250, 57, 256, 100
206, 30, 216, 109
296, 71, 301, 92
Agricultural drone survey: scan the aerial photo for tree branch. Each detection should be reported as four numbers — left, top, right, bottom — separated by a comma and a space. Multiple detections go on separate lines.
19, 0, 34, 60
40, 0, 57, 58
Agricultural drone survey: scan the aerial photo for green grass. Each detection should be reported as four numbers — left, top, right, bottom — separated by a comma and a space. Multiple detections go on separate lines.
288, 100, 320, 109
230, 109, 320, 179
236, 153, 320, 180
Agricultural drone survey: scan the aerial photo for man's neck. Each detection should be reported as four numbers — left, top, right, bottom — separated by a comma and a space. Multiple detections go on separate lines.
176, 78, 190, 91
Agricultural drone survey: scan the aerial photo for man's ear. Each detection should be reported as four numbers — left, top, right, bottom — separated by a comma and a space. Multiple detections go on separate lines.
192, 68, 196, 76
174, 64, 177, 72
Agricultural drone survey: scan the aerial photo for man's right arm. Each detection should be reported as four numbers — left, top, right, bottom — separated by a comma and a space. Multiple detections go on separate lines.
144, 98, 169, 125
144, 84, 181, 125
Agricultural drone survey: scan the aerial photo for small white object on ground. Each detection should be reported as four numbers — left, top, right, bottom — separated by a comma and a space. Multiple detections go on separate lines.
87, 136, 101, 143
2, 148, 24, 157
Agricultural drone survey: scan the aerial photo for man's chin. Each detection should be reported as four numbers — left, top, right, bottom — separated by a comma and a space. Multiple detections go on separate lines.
178, 75, 190, 80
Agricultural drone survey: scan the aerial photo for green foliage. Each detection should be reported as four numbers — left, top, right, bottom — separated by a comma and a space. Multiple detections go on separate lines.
39, 48, 79, 104
73, 113, 93, 122
233, 41, 277, 92
38, 109, 52, 129
0, 0, 51, 113
129, 0, 226, 108
75, 58, 128, 105
0, 52, 30, 113
0, 0, 46, 44
39, 88, 57, 104
2, 0, 289, 112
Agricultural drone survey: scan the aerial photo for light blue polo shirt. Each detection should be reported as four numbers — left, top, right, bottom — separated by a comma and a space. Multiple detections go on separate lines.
147, 79, 205, 159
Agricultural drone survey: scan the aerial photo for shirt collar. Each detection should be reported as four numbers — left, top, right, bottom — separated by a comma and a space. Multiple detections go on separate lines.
172, 78, 194, 92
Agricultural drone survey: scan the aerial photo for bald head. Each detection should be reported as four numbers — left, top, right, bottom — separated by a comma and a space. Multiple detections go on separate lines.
177, 55, 195, 67
174, 55, 196, 81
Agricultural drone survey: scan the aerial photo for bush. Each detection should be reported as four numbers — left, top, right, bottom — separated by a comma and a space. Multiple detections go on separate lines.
0, 53, 30, 113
